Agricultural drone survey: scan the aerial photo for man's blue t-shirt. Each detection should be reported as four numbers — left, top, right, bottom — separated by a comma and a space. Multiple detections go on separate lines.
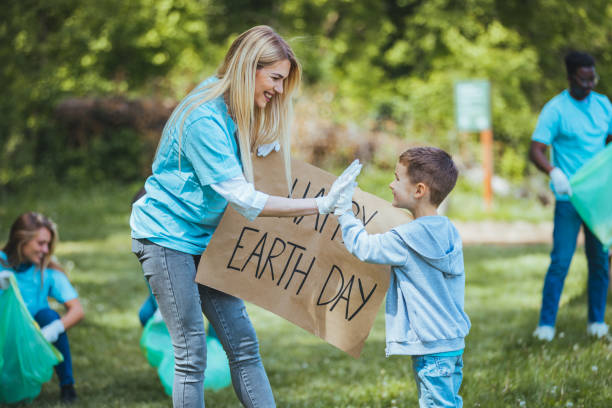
130, 76, 243, 255
532, 89, 612, 200
0, 251, 78, 317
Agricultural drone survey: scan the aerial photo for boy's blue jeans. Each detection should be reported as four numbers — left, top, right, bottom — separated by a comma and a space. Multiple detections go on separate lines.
34, 308, 74, 387
412, 355, 463, 408
132, 238, 275, 408
539, 201, 609, 327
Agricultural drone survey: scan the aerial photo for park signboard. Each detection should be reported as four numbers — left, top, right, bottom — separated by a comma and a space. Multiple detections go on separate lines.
454, 80, 491, 132
196, 152, 412, 358
455, 79, 494, 209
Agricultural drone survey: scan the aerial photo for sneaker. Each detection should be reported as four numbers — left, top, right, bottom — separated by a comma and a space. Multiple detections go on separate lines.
60, 384, 77, 404
587, 322, 609, 338
533, 325, 555, 341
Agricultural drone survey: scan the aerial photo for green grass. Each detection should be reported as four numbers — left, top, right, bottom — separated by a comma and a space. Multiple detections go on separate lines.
2, 183, 611, 407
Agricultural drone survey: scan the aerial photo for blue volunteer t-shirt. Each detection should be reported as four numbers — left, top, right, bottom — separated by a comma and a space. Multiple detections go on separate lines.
532, 89, 612, 201
130, 76, 243, 255
0, 251, 78, 317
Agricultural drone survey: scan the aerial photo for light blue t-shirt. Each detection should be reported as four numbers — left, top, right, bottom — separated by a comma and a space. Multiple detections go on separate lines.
430, 349, 464, 357
130, 77, 243, 255
0, 251, 78, 318
532, 89, 612, 200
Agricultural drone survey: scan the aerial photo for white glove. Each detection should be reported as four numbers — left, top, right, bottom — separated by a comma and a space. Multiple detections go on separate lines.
334, 182, 357, 216
549, 167, 572, 196
0, 271, 12, 290
316, 159, 362, 214
256, 141, 280, 157
41, 319, 65, 343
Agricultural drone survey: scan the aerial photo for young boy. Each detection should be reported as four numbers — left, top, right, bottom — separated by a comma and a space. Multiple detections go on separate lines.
333, 147, 470, 407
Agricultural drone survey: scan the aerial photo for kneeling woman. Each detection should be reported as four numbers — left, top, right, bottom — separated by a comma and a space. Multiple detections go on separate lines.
0, 212, 84, 403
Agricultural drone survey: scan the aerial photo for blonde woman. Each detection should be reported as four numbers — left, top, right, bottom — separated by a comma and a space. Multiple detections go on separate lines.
0, 212, 84, 404
130, 25, 361, 407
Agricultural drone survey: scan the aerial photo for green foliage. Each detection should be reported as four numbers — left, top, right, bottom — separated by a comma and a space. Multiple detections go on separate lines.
0, 0, 217, 188
47, 128, 147, 185
1, 0, 611, 187
499, 146, 528, 183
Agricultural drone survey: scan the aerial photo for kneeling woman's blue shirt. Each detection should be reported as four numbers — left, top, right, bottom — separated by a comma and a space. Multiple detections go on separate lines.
130, 77, 244, 255
0, 251, 78, 318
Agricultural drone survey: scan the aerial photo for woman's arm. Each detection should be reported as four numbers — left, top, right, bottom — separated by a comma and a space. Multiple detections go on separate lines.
259, 196, 318, 217
260, 160, 361, 216
212, 159, 362, 219
211, 178, 317, 217
61, 298, 84, 330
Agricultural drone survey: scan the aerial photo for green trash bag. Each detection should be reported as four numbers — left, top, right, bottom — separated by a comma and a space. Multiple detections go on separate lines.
140, 312, 232, 396
0, 275, 64, 404
570, 143, 612, 248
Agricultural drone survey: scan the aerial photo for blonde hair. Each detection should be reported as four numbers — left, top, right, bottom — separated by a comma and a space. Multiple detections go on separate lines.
161, 25, 301, 192
1, 212, 64, 285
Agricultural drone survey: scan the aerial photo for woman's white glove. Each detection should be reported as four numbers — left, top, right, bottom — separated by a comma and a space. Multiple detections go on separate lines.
549, 167, 572, 196
316, 159, 362, 214
41, 319, 65, 343
334, 182, 357, 216
0, 271, 12, 290
256, 141, 281, 157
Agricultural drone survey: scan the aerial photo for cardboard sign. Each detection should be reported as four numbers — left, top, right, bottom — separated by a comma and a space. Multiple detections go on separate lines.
195, 152, 412, 357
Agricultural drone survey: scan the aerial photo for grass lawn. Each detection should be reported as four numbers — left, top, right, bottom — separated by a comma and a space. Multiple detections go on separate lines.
1, 183, 611, 408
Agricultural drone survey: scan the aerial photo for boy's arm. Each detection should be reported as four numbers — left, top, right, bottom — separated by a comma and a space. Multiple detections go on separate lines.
337, 213, 408, 266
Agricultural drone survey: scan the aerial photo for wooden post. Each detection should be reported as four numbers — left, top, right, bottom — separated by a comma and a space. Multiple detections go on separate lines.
480, 129, 493, 210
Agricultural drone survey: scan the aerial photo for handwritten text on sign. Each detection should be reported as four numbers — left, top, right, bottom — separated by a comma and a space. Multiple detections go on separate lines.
195, 153, 412, 357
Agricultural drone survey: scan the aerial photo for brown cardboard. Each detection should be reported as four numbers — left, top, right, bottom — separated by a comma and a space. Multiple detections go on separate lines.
195, 152, 412, 357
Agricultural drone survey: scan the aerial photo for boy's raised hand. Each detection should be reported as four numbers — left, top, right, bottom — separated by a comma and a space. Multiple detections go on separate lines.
316, 159, 362, 214
333, 181, 357, 216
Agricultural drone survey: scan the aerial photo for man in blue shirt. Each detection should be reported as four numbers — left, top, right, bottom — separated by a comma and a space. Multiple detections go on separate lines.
530, 51, 612, 341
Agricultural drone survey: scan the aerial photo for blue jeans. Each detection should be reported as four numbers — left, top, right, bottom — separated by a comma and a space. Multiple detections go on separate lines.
34, 308, 74, 387
132, 238, 275, 408
138, 284, 220, 341
539, 201, 610, 326
411, 355, 463, 408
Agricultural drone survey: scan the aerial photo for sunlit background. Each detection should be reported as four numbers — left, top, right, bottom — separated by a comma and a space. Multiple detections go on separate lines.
1, 2, 611, 407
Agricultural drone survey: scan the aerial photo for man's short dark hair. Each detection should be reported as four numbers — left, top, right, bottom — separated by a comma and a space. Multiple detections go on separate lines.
399, 146, 458, 206
565, 51, 595, 76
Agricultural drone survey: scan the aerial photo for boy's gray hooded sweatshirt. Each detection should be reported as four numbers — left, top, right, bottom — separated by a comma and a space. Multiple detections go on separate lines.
338, 213, 471, 356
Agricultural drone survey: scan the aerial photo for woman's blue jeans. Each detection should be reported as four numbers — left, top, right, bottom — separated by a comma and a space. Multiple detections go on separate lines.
132, 238, 275, 408
538, 201, 610, 327
34, 308, 74, 387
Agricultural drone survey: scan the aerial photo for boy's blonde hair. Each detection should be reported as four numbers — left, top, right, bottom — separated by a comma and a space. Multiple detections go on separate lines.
399, 147, 458, 206
162, 25, 301, 192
